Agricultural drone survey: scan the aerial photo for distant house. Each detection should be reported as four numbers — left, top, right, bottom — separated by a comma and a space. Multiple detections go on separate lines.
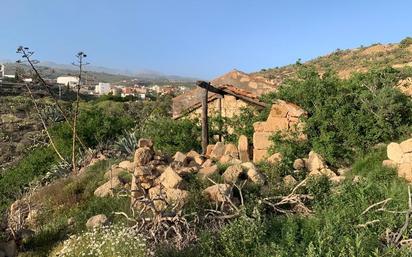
172, 69, 277, 119
57, 76, 79, 87
95, 82, 111, 95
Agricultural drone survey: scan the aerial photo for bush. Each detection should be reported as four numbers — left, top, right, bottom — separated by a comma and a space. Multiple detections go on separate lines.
51, 225, 146, 257
265, 67, 412, 165
142, 117, 201, 155
400, 37, 412, 48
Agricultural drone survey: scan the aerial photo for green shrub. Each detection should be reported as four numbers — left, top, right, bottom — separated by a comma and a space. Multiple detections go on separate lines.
264, 67, 412, 165
142, 117, 201, 155
400, 37, 412, 48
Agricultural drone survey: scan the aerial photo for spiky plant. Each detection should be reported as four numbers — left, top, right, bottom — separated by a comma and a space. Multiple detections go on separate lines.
115, 130, 138, 155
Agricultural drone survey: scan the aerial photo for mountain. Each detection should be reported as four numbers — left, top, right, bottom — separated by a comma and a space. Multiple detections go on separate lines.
254, 37, 412, 86
1, 60, 197, 83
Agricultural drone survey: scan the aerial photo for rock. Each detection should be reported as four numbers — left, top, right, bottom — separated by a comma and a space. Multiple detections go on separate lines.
94, 176, 123, 197
0, 250, 5, 257
193, 155, 205, 165
134, 147, 154, 166
241, 162, 256, 170
329, 176, 346, 185
306, 151, 326, 172
267, 153, 282, 165
400, 153, 412, 164
293, 159, 305, 170
118, 160, 134, 172
337, 167, 351, 176
134, 166, 153, 176
398, 162, 412, 182
186, 150, 200, 158
149, 186, 189, 210
67, 217, 75, 226
246, 168, 265, 184
86, 214, 108, 229
203, 184, 232, 202
228, 158, 242, 165
382, 159, 398, 169
173, 151, 189, 164
320, 168, 336, 178
210, 142, 225, 160
219, 155, 233, 164
206, 144, 215, 157
175, 166, 198, 176
138, 138, 154, 149
202, 159, 213, 168
387, 142, 404, 163
283, 175, 297, 187
222, 164, 244, 183
238, 135, 250, 162
0, 240, 16, 257
400, 138, 412, 153
353, 175, 362, 183
198, 165, 219, 179
104, 167, 128, 179
157, 167, 182, 188
253, 149, 268, 163
224, 143, 239, 158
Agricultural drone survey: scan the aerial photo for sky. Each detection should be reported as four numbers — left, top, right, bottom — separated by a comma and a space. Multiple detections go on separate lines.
1, 0, 412, 79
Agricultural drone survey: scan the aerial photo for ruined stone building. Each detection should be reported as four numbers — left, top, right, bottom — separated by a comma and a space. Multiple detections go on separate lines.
172, 69, 276, 119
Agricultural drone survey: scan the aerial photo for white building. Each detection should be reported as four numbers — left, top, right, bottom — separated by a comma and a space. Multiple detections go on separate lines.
95, 82, 111, 95
57, 76, 79, 87
0, 64, 4, 78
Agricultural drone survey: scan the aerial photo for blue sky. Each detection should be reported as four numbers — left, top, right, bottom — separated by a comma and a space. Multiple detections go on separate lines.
1, 0, 411, 79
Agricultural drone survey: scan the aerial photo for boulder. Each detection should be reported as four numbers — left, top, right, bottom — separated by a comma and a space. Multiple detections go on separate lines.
400, 153, 412, 164
224, 143, 239, 158
400, 138, 412, 153
238, 135, 250, 162
210, 142, 225, 160
173, 151, 189, 164
193, 155, 205, 165
206, 144, 215, 157
306, 151, 326, 172
138, 138, 154, 149
157, 167, 182, 188
219, 155, 233, 164
283, 175, 297, 187
134, 147, 154, 166
94, 176, 123, 197
86, 214, 108, 229
382, 159, 398, 169
267, 153, 283, 165
203, 184, 232, 202
246, 168, 265, 184
253, 149, 268, 163
320, 168, 336, 178
222, 164, 244, 183
398, 162, 412, 182
149, 186, 189, 210
202, 159, 213, 168
293, 159, 305, 170
241, 162, 256, 170
186, 150, 200, 158
387, 142, 404, 163
118, 160, 134, 172
198, 165, 219, 179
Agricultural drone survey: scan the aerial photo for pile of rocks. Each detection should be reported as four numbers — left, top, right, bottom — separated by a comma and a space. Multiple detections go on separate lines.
383, 138, 412, 182
127, 139, 265, 211
292, 151, 347, 185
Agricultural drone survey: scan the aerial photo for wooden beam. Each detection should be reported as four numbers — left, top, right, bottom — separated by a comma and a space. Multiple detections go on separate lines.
201, 83, 209, 154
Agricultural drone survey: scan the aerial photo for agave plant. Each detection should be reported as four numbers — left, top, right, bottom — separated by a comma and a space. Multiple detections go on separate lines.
115, 130, 138, 155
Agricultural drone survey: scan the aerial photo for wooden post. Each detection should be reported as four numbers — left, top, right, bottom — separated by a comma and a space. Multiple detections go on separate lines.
217, 95, 222, 142
201, 83, 209, 154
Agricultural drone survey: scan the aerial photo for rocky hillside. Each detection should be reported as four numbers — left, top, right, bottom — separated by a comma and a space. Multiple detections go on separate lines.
254, 37, 412, 85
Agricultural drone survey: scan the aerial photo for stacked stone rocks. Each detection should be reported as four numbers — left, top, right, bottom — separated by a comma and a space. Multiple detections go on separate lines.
253, 100, 306, 162
383, 138, 412, 182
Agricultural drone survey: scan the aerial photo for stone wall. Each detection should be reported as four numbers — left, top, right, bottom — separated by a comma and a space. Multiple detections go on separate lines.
190, 95, 248, 119
252, 100, 306, 162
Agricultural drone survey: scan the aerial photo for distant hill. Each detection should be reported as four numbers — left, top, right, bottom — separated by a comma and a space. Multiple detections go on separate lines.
1, 61, 197, 84
254, 37, 412, 86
